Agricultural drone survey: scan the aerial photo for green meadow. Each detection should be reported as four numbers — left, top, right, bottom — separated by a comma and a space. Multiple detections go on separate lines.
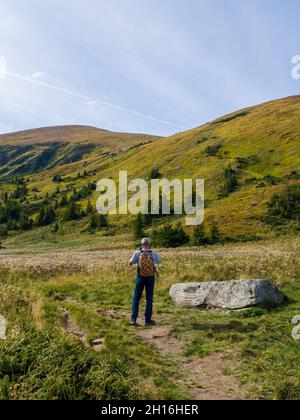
0, 236, 299, 400
0, 96, 300, 400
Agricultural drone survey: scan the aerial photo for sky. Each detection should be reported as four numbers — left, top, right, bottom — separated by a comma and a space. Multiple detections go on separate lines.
0, 0, 300, 136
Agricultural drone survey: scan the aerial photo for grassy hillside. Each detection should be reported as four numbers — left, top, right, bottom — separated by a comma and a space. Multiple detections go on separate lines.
0, 96, 300, 245
0, 125, 158, 178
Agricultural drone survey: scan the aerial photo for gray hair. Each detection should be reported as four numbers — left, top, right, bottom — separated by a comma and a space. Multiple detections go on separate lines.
141, 237, 152, 245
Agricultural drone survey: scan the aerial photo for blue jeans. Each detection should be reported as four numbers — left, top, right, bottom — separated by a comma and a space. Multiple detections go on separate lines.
131, 275, 155, 322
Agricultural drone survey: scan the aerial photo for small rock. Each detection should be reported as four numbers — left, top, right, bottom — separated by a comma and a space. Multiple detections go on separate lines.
169, 280, 284, 310
92, 337, 105, 352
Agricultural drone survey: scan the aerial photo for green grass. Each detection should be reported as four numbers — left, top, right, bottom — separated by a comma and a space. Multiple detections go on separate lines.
0, 235, 299, 400
0, 269, 184, 400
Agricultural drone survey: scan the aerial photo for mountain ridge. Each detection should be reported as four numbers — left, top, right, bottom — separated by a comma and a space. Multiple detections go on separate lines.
0, 125, 159, 178
0, 124, 159, 146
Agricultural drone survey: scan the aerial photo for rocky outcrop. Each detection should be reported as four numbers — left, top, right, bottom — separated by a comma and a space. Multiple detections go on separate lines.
169, 280, 284, 310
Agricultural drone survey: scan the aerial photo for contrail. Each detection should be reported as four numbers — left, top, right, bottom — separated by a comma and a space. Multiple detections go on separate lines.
5, 70, 183, 128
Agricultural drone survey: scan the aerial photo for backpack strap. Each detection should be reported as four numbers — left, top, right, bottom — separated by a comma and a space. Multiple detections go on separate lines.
139, 248, 153, 255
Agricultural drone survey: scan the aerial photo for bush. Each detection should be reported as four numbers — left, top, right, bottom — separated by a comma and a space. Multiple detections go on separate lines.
0, 200, 21, 223
88, 214, 109, 231
132, 214, 145, 240
153, 223, 189, 248
37, 206, 56, 226
13, 184, 28, 199
0, 227, 8, 237
52, 175, 63, 183
59, 195, 68, 207
192, 224, 208, 246
150, 166, 161, 180
268, 185, 300, 221
70, 183, 97, 202
19, 213, 33, 231
263, 175, 281, 186
205, 144, 222, 157
209, 221, 221, 244
86, 201, 93, 215
221, 167, 238, 197
63, 202, 82, 221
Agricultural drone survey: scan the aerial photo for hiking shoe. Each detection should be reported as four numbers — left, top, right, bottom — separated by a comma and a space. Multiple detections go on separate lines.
130, 321, 138, 327
145, 320, 157, 327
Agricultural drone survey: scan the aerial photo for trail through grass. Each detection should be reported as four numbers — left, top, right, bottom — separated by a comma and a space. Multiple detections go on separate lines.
0, 236, 299, 400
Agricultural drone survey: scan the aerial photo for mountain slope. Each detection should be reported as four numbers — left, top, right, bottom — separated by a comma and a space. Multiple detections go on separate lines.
0, 125, 158, 177
0, 96, 300, 241
80, 95, 299, 237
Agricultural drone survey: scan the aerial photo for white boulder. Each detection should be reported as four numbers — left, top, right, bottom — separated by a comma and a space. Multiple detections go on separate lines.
169, 280, 284, 310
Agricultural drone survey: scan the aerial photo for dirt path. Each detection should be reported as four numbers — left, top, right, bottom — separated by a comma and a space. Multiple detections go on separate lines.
135, 323, 249, 400
60, 304, 249, 399
60, 308, 105, 352
60, 308, 87, 345
136, 325, 182, 354
182, 352, 247, 400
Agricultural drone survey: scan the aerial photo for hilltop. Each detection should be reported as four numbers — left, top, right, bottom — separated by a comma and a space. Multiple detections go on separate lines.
0, 125, 158, 178
0, 125, 158, 146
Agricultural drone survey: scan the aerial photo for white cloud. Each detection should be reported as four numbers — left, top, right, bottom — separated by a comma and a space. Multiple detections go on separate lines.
31, 71, 46, 79
85, 100, 99, 107
0, 56, 7, 79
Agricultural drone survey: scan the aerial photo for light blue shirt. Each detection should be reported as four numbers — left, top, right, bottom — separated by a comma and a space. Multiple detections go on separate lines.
130, 248, 161, 265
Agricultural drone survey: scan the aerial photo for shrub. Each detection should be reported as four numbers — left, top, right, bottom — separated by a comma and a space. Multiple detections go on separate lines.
13, 184, 28, 199
88, 214, 108, 231
70, 183, 96, 201
97, 214, 108, 228
192, 224, 208, 246
209, 220, 221, 244
19, 213, 33, 231
0, 227, 8, 237
268, 185, 300, 221
205, 144, 222, 157
4, 200, 21, 222
37, 206, 56, 226
153, 223, 189, 248
59, 195, 68, 207
221, 167, 238, 197
52, 175, 63, 183
63, 202, 82, 221
86, 201, 93, 215
150, 166, 161, 180
132, 214, 145, 240
263, 175, 281, 186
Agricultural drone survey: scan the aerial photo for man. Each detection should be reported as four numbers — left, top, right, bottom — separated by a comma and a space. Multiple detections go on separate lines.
129, 238, 161, 327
